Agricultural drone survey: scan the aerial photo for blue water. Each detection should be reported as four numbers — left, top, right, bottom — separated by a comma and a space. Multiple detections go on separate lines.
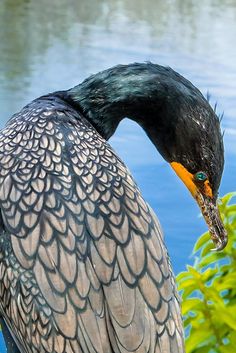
0, 0, 236, 350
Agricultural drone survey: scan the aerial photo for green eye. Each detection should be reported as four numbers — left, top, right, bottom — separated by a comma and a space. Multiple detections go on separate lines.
194, 171, 208, 182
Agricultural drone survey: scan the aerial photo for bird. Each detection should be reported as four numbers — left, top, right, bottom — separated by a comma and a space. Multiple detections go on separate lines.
0, 62, 227, 353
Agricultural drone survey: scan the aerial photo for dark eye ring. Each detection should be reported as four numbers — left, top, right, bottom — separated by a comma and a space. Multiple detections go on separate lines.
194, 171, 208, 182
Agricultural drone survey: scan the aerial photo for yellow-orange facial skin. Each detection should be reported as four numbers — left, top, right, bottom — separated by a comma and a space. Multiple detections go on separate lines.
170, 162, 213, 199
170, 162, 227, 250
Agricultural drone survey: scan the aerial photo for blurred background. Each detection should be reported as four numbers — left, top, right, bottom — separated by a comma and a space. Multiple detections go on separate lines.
0, 0, 235, 350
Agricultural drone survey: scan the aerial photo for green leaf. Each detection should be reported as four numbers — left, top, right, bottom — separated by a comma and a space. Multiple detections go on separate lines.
226, 205, 236, 215
197, 252, 223, 269
187, 265, 201, 279
178, 278, 198, 291
192, 345, 216, 353
213, 307, 236, 330
181, 298, 203, 316
176, 271, 193, 282
200, 241, 215, 258
180, 285, 201, 300
201, 287, 222, 302
202, 267, 218, 282
186, 325, 214, 352
219, 192, 236, 208
216, 273, 236, 291
220, 344, 236, 353
194, 232, 209, 252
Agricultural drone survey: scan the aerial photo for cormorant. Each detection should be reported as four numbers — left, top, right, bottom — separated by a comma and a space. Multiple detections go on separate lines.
0, 63, 227, 353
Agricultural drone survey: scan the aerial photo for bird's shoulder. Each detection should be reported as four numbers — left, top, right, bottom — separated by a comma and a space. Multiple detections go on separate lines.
1, 93, 94, 143
0, 93, 114, 174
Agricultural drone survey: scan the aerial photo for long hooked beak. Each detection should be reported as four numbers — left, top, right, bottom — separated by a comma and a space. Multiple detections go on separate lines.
195, 192, 227, 250
170, 162, 228, 250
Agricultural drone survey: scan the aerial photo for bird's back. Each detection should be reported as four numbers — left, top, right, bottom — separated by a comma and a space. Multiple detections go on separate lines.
0, 94, 184, 353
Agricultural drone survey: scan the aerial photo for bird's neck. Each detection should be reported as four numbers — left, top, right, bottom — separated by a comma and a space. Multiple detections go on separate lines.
67, 63, 182, 140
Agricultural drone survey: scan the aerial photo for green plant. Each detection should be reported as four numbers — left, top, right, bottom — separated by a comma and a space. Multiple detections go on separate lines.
177, 193, 236, 353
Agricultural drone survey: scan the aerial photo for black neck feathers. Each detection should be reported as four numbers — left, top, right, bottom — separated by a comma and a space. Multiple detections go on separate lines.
68, 63, 207, 141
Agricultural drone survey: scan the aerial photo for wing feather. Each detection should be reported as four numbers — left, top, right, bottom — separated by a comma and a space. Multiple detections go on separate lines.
0, 99, 184, 353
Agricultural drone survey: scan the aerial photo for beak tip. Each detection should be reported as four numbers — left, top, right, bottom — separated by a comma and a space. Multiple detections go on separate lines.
210, 230, 228, 251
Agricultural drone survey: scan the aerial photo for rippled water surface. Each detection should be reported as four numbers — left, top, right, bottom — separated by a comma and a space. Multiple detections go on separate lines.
0, 0, 236, 350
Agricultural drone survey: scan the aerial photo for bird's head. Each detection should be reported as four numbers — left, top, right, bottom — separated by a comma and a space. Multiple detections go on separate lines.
71, 62, 227, 249
142, 70, 227, 250
169, 115, 226, 251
